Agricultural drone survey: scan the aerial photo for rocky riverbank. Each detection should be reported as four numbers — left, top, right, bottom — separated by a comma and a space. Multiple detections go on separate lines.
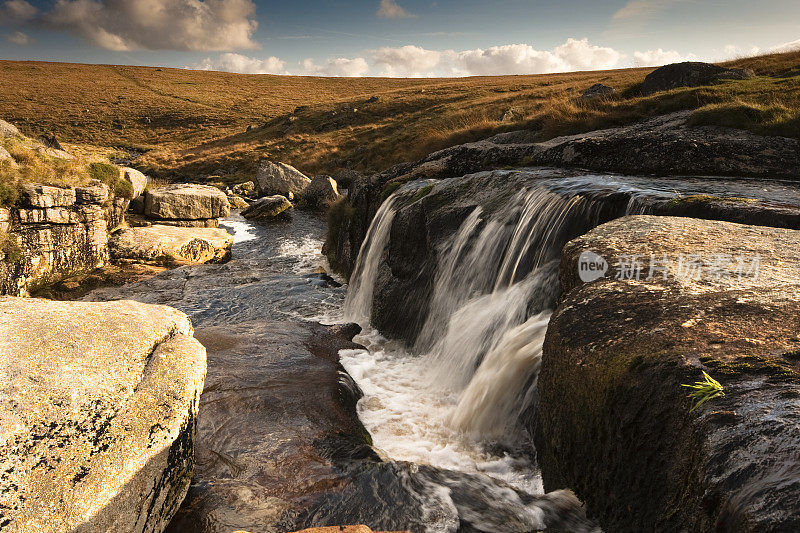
326, 118, 800, 530
536, 216, 800, 531
0, 296, 206, 532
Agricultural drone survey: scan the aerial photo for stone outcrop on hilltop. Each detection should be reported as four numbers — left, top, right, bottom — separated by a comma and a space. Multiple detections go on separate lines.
641, 61, 754, 95
0, 296, 207, 533
535, 216, 800, 531
110, 225, 233, 264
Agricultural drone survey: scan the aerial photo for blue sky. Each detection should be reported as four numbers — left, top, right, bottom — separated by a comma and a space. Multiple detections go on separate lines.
1, 0, 798, 76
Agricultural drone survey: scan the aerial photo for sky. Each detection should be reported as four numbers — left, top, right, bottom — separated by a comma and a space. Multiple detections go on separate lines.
0, 0, 799, 77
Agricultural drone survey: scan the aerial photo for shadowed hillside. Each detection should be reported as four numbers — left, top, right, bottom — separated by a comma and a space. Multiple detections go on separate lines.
0, 51, 798, 185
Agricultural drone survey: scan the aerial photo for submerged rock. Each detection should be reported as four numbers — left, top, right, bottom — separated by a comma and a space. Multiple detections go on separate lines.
241, 195, 292, 221
642, 61, 754, 95
536, 215, 800, 531
144, 184, 230, 221
110, 225, 233, 264
255, 161, 311, 197
0, 296, 206, 533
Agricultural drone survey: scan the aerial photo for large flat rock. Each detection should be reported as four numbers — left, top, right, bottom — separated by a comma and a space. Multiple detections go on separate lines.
144, 184, 230, 221
0, 296, 207, 533
110, 225, 233, 264
535, 216, 800, 531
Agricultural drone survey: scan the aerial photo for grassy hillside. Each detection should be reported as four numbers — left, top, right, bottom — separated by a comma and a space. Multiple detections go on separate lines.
0, 51, 798, 186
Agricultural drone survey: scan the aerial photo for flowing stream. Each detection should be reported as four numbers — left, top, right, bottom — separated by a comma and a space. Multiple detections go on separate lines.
86, 169, 800, 532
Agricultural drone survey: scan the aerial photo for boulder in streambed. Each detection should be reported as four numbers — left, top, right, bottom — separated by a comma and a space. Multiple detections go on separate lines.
298, 175, 340, 210
231, 181, 256, 198
255, 161, 311, 197
535, 215, 800, 532
227, 194, 250, 210
241, 195, 292, 221
144, 184, 230, 222
0, 296, 206, 533
641, 61, 754, 95
110, 225, 233, 264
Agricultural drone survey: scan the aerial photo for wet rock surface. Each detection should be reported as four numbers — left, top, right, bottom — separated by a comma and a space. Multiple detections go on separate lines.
341, 169, 800, 347
241, 195, 293, 221
110, 225, 233, 264
0, 296, 206, 533
535, 216, 800, 532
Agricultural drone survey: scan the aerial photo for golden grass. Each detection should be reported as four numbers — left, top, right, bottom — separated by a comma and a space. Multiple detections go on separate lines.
0, 51, 797, 186
0, 133, 131, 206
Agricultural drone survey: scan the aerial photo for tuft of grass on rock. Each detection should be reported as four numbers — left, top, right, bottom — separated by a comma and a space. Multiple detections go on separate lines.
682, 371, 725, 412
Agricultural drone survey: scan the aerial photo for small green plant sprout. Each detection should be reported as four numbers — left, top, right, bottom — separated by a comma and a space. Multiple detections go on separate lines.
682, 371, 725, 412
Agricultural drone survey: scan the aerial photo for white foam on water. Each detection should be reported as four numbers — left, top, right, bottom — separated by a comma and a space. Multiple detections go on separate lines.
339, 326, 545, 496
276, 234, 327, 273
220, 216, 257, 243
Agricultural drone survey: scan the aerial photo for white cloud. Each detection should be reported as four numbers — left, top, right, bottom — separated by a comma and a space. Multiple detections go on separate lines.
376, 0, 415, 19
373, 45, 442, 76
632, 48, 697, 67
301, 57, 370, 77
190, 53, 286, 74
41, 0, 259, 51
552, 38, 622, 71
0, 0, 37, 22
770, 39, 800, 53
370, 38, 623, 77
6, 30, 32, 45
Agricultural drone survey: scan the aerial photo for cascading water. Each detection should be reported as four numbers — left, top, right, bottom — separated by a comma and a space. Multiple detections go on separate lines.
343, 195, 398, 323
338, 178, 635, 499
338, 170, 800, 531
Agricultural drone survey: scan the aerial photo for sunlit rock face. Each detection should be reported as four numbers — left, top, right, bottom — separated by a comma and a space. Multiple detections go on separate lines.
0, 296, 207, 533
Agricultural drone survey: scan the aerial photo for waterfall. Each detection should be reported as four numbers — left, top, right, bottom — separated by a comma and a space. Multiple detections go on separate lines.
343, 195, 399, 324
451, 311, 551, 438
345, 180, 631, 442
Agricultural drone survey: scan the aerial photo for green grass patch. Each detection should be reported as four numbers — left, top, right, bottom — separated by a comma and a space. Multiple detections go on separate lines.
413, 184, 434, 201
682, 371, 725, 412
380, 181, 403, 202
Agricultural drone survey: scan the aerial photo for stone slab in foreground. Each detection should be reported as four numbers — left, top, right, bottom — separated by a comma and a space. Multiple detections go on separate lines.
0, 297, 207, 533
110, 225, 233, 264
536, 215, 800, 531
